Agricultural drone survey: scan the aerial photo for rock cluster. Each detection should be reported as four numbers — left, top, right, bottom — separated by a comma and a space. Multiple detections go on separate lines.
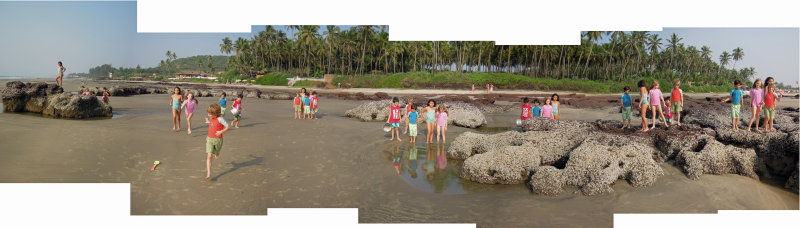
2, 81, 111, 118
345, 99, 487, 128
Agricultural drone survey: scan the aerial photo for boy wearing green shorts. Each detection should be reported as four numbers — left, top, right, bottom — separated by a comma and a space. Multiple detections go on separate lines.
620, 86, 633, 129
302, 92, 312, 119
722, 80, 743, 130
670, 79, 684, 125
407, 106, 419, 143
204, 104, 231, 180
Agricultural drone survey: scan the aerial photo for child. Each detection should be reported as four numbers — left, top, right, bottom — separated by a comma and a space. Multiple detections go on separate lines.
762, 83, 783, 132
422, 99, 437, 144
102, 87, 110, 104
387, 97, 402, 141
620, 86, 633, 129
436, 104, 449, 143
56, 61, 66, 88
551, 94, 561, 120
204, 103, 231, 180
638, 80, 650, 132
670, 79, 684, 126
231, 94, 243, 128
181, 93, 199, 134
302, 92, 311, 119
219, 92, 228, 118
721, 80, 743, 130
403, 98, 414, 134
311, 91, 319, 119
541, 98, 554, 120
532, 99, 542, 118
521, 97, 532, 122
82, 88, 91, 96
407, 105, 419, 143
293, 92, 302, 119
648, 80, 669, 129
747, 79, 764, 132
170, 87, 184, 131
665, 103, 673, 125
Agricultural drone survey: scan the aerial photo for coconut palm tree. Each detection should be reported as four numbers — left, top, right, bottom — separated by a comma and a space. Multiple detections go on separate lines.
220, 37, 232, 56
719, 51, 731, 73
732, 47, 744, 70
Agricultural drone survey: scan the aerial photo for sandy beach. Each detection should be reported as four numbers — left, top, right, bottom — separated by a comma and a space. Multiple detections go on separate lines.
1, 78, 797, 227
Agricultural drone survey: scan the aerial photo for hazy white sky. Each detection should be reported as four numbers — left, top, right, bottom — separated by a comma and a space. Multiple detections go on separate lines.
0, 1, 797, 85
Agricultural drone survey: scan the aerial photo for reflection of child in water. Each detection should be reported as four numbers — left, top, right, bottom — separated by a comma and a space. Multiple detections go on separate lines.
436, 143, 447, 170
391, 144, 401, 175
424, 144, 435, 181
406, 143, 418, 179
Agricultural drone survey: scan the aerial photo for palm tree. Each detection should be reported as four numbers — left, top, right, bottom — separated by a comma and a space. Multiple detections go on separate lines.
358, 25, 374, 75
297, 25, 320, 76
719, 51, 731, 73
667, 33, 683, 71
581, 31, 603, 76
732, 47, 744, 70
646, 34, 662, 72
220, 37, 232, 55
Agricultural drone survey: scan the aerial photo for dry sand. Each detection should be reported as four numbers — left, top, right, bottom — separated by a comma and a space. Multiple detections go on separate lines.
0, 78, 797, 227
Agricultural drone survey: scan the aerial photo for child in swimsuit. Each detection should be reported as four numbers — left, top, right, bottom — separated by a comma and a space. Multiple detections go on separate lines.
637, 80, 650, 132
170, 87, 183, 131
551, 94, 561, 120
56, 61, 66, 88
181, 93, 199, 134
102, 88, 110, 104
747, 79, 764, 132
436, 104, 449, 143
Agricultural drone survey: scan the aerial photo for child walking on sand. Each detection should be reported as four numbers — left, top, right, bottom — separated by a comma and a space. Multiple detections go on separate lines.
648, 80, 669, 128
721, 80, 743, 130
102, 88, 110, 104
311, 91, 319, 119
670, 80, 684, 125
762, 83, 783, 132
56, 61, 66, 88
436, 104, 449, 143
231, 95, 243, 128
219, 93, 228, 118
403, 98, 414, 135
387, 97, 402, 141
181, 93, 199, 134
747, 79, 764, 132
422, 99, 437, 144
170, 87, 184, 131
541, 98, 554, 120
637, 80, 650, 132
532, 99, 542, 118
521, 97, 532, 122
407, 106, 419, 143
551, 94, 561, 120
204, 104, 231, 180
620, 86, 633, 129
293, 92, 302, 119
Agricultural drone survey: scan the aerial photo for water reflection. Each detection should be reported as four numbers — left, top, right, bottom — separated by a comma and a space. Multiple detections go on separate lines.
386, 142, 488, 194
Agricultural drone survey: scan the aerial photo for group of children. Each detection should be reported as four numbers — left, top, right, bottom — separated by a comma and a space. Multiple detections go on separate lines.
79, 87, 111, 104
519, 94, 563, 121
293, 88, 319, 119
722, 77, 783, 132
387, 98, 450, 144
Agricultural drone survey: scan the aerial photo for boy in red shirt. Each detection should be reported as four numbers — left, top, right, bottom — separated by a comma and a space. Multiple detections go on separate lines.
386, 97, 402, 141
670, 79, 684, 126
520, 97, 532, 122
204, 104, 231, 180
293, 93, 302, 119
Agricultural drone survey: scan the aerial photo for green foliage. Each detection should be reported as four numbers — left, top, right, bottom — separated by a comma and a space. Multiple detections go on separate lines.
253, 73, 291, 86
217, 70, 245, 83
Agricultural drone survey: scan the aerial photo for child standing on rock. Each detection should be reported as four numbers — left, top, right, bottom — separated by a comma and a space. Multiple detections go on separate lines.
648, 80, 669, 129
422, 99, 437, 144
762, 83, 783, 132
637, 80, 650, 132
620, 86, 632, 129
102, 88, 110, 104
521, 97, 532, 123
181, 93, 199, 134
436, 104, 449, 143
532, 99, 542, 118
747, 79, 764, 132
551, 94, 561, 120
204, 104, 231, 180
721, 80, 744, 130
387, 97, 402, 141
670, 79, 684, 126
542, 98, 554, 120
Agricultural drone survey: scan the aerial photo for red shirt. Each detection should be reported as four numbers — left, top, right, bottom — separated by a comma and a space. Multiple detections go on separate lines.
311, 96, 318, 108
405, 104, 412, 115
765, 92, 776, 108
207, 116, 226, 138
389, 105, 401, 123
294, 96, 301, 105
671, 88, 682, 102
233, 100, 241, 110
521, 104, 532, 120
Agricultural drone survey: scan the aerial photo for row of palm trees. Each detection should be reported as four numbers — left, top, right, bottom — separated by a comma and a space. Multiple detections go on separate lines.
219, 26, 754, 85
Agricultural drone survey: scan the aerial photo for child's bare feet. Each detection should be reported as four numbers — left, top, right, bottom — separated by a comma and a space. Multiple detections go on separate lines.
206, 175, 211, 180
398, 138, 402, 142
755, 128, 761, 133
214, 154, 219, 159
188, 129, 192, 134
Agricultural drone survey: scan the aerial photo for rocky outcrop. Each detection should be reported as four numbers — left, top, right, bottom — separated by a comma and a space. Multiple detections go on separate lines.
2, 81, 111, 118
345, 99, 487, 128
675, 136, 758, 180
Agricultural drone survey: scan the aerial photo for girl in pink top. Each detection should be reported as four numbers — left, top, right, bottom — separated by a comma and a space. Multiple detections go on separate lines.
181, 93, 199, 134
648, 80, 669, 128
436, 104, 449, 143
747, 79, 764, 132
541, 98, 554, 119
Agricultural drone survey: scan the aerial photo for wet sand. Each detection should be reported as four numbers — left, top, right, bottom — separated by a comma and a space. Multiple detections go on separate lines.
0, 79, 797, 227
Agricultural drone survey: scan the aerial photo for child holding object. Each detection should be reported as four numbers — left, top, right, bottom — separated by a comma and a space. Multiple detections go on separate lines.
204, 104, 231, 180
387, 97, 402, 141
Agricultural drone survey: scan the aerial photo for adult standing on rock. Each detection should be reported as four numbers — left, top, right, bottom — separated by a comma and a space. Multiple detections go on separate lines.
56, 61, 66, 88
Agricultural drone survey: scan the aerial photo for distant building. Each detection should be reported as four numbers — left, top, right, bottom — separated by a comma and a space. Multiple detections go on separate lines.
175, 70, 205, 78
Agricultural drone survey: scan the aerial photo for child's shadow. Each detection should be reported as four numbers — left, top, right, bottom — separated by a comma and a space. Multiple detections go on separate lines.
211, 155, 264, 181
238, 122, 266, 128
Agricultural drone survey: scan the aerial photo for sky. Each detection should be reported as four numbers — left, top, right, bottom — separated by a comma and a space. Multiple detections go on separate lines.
0, 1, 797, 85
